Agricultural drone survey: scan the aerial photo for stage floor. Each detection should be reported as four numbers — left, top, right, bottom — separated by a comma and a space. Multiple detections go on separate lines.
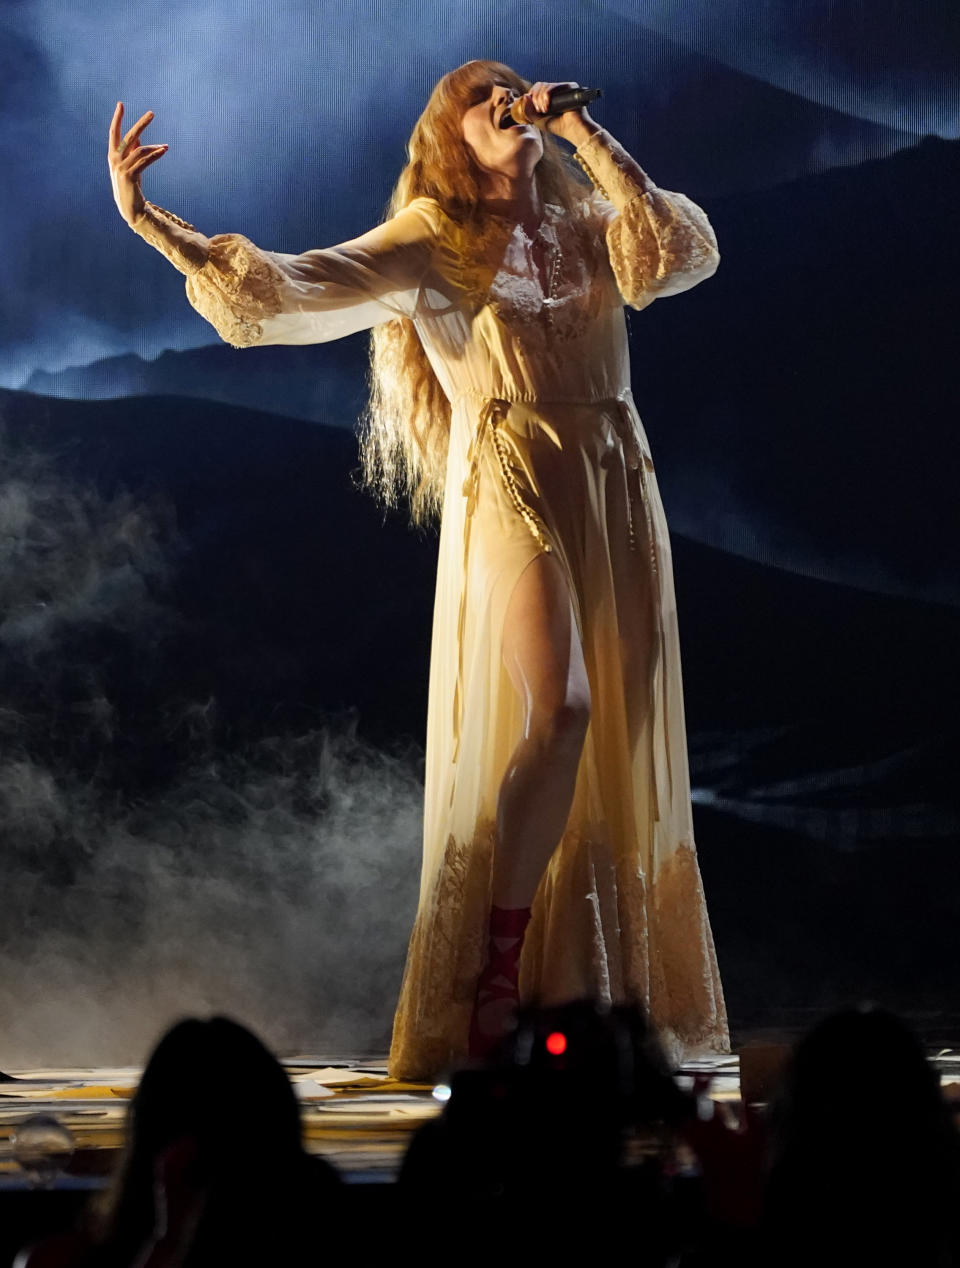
3, 1047, 959, 1186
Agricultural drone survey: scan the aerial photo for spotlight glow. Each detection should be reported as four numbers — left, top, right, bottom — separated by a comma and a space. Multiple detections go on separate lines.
432, 1082, 451, 1102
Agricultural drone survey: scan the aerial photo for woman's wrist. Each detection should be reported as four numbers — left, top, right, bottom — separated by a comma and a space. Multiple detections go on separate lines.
129, 201, 210, 275
560, 114, 602, 148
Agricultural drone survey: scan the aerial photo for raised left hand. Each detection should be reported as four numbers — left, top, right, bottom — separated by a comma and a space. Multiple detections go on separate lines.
521, 81, 595, 141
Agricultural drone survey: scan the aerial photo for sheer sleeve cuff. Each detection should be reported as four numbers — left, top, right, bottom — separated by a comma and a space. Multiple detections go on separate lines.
572, 127, 654, 212
130, 202, 210, 276
574, 130, 720, 309
184, 234, 287, 348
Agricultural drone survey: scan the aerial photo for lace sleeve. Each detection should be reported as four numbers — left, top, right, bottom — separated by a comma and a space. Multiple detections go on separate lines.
130, 201, 210, 274
573, 128, 720, 310
184, 234, 287, 348
182, 197, 441, 349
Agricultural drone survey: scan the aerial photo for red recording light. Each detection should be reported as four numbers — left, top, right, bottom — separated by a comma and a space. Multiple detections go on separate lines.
545, 1031, 567, 1055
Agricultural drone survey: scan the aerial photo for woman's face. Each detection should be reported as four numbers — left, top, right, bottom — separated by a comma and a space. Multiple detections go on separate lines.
460, 77, 543, 181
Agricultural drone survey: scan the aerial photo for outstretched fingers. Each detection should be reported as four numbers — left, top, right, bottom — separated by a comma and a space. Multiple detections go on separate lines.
110, 102, 161, 165
126, 143, 168, 176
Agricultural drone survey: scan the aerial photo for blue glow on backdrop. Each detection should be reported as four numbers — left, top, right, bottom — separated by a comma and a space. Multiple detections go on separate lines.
1, 0, 954, 387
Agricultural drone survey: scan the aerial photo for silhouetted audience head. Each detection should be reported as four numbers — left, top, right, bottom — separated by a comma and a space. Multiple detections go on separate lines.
400, 998, 694, 1260
91, 1015, 340, 1267
498, 998, 694, 1158
762, 1003, 960, 1267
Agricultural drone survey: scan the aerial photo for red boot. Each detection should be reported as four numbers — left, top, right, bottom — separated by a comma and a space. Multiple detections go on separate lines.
468, 903, 533, 1061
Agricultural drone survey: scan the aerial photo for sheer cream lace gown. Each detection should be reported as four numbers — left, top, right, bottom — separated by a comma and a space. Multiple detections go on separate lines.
135, 126, 730, 1079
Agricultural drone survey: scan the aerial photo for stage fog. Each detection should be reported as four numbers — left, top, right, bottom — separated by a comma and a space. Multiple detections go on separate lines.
1, 0, 957, 1064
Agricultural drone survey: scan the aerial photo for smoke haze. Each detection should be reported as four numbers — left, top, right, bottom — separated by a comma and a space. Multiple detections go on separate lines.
0, 420, 422, 1066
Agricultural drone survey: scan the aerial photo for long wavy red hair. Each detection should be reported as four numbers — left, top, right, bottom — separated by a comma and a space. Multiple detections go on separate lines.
356, 59, 591, 529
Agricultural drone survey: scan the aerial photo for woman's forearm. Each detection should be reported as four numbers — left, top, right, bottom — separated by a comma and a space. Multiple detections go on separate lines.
570, 126, 655, 211
561, 114, 602, 149
567, 121, 719, 308
130, 201, 211, 276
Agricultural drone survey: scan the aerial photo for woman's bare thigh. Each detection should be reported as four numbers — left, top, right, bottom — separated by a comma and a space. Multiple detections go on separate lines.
500, 551, 590, 732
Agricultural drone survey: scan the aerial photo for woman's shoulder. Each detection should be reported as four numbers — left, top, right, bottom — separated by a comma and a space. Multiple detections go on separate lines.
398, 196, 484, 238
382, 197, 450, 258
396, 195, 447, 228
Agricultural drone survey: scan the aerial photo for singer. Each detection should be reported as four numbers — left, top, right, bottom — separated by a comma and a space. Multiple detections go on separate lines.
109, 59, 729, 1079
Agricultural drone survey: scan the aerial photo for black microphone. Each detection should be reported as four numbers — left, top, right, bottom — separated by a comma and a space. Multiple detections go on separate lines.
499, 86, 602, 129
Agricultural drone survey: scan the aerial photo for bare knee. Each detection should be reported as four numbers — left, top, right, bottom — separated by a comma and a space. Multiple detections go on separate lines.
529, 692, 591, 750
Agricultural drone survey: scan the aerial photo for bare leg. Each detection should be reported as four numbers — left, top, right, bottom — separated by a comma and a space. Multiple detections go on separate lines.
469, 552, 590, 1053
493, 551, 591, 908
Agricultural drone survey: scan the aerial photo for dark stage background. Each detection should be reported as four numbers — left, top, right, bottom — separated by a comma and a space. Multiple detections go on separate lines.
1, 1, 957, 1065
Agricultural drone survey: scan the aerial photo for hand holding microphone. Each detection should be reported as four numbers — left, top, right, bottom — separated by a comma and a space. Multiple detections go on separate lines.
499, 81, 602, 142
